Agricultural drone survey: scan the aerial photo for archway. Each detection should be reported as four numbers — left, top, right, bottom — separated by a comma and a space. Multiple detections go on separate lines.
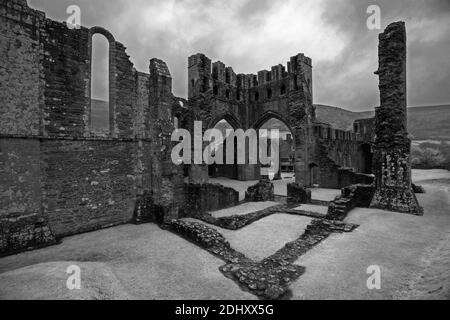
208, 118, 239, 180
256, 115, 295, 182
90, 34, 109, 134
361, 143, 373, 174
309, 163, 320, 186
89, 27, 116, 136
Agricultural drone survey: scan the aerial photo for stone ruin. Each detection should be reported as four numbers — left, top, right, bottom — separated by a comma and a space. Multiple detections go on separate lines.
0, 0, 422, 256
369, 22, 423, 215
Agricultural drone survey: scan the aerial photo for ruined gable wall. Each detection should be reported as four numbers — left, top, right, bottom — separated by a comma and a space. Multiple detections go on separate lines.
40, 18, 143, 237
0, 1, 165, 249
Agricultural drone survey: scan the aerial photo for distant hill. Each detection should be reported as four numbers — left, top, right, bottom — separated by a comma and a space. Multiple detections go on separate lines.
91, 99, 450, 141
314, 104, 373, 131
315, 104, 450, 141
407, 105, 450, 140
91, 99, 109, 133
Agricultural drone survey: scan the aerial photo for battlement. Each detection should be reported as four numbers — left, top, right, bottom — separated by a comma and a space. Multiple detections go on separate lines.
313, 123, 363, 142
188, 52, 313, 100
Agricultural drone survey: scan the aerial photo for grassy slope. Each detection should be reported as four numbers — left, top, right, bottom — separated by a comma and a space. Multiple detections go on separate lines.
91, 99, 449, 141
315, 104, 450, 140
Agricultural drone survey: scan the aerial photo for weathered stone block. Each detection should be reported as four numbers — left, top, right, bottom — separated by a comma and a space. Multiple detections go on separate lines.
412, 183, 426, 194
342, 184, 375, 208
0, 215, 57, 257
287, 183, 311, 204
182, 183, 239, 216
245, 180, 275, 202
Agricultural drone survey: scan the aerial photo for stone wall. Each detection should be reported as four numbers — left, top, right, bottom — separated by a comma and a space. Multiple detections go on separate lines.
41, 140, 139, 237
0, 0, 183, 255
182, 183, 240, 216
310, 123, 373, 189
184, 52, 374, 189
186, 53, 316, 187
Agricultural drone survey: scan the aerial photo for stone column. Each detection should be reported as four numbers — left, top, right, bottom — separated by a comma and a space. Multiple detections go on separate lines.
286, 54, 313, 204
145, 58, 182, 222
370, 22, 423, 215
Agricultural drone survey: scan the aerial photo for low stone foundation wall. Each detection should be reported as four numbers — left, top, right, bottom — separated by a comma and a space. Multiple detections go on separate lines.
245, 180, 275, 202
287, 183, 312, 204
0, 214, 56, 257
327, 184, 375, 220
182, 183, 240, 216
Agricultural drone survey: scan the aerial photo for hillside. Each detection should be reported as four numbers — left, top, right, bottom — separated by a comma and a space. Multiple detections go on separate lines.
90, 99, 449, 141
90, 99, 110, 133
315, 104, 450, 141
314, 104, 373, 131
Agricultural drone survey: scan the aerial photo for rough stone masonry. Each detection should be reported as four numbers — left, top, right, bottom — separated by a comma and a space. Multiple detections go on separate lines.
370, 21, 423, 215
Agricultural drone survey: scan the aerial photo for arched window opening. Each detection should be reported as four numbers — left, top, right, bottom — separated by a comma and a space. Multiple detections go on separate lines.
213, 85, 219, 96
208, 119, 238, 180
202, 77, 209, 93
259, 117, 295, 180
280, 85, 287, 95
267, 88, 273, 99
225, 89, 230, 99
309, 163, 320, 187
90, 34, 110, 134
254, 91, 260, 101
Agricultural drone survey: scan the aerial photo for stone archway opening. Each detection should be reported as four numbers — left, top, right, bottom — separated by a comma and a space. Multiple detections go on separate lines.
361, 143, 373, 174
208, 118, 239, 180
90, 33, 110, 134
257, 117, 295, 182
309, 163, 320, 187
89, 27, 116, 137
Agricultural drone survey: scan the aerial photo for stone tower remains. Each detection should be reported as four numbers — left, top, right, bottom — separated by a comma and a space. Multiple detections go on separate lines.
370, 22, 423, 215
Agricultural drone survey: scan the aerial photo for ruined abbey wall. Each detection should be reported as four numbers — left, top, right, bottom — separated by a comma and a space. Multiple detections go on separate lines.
184, 52, 373, 188
186, 53, 316, 184
0, 0, 184, 254
311, 124, 374, 188
2, 1, 416, 257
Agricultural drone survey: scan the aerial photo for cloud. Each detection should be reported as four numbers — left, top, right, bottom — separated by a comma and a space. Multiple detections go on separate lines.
29, 0, 450, 110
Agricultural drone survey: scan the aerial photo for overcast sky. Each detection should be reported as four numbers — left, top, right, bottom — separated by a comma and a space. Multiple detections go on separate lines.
29, 0, 450, 111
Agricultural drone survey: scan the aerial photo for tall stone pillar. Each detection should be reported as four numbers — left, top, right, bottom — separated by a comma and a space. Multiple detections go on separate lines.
145, 58, 182, 222
370, 22, 423, 215
286, 53, 313, 204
